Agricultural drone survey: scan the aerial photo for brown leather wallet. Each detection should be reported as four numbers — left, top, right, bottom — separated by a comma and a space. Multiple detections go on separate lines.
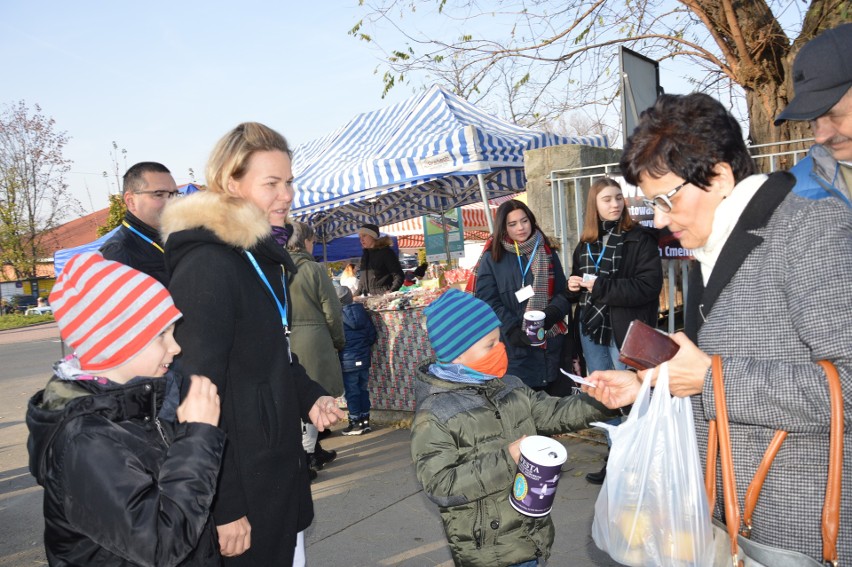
618, 319, 680, 370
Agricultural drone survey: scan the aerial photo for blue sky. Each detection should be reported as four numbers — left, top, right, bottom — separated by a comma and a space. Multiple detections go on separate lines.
1, 1, 414, 214
2, 1, 802, 218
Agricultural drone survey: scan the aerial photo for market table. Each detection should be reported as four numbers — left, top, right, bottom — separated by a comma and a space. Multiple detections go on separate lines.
365, 306, 434, 412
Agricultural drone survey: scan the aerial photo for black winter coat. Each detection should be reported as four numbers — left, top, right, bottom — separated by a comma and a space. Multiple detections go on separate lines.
568, 225, 663, 348
339, 302, 377, 372
26, 374, 225, 567
162, 192, 328, 566
99, 212, 169, 286
474, 247, 572, 388
357, 237, 404, 295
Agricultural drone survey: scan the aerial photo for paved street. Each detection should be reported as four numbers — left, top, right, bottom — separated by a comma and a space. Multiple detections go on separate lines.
0, 323, 619, 566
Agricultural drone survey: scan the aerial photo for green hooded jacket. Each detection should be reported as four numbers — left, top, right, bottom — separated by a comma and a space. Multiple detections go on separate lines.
411, 362, 613, 566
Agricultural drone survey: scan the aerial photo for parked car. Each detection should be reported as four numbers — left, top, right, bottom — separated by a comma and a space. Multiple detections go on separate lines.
9, 294, 38, 314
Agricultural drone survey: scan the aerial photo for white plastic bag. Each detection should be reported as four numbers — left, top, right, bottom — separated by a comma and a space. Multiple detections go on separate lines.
591, 363, 715, 566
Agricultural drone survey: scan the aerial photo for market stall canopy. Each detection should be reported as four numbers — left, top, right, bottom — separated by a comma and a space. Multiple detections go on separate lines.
291, 85, 608, 240
54, 227, 119, 276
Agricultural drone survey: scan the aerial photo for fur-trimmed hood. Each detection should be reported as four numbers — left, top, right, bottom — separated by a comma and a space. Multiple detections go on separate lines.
160, 190, 270, 250
371, 235, 394, 249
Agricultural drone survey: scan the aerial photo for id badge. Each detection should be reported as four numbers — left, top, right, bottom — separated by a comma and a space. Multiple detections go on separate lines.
515, 285, 534, 303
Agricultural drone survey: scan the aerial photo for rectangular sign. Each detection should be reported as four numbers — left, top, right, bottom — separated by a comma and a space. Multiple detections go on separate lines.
424, 208, 465, 262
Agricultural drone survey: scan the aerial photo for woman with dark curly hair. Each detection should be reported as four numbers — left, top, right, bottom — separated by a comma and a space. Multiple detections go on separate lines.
585, 92, 852, 563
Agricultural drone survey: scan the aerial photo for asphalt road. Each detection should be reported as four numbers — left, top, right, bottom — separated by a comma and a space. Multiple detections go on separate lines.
0, 323, 619, 566
0, 323, 62, 566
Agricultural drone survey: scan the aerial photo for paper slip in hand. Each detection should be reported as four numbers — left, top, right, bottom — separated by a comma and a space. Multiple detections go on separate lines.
559, 368, 595, 387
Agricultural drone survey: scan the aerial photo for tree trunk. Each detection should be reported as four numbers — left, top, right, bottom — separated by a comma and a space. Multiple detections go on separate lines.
686, 0, 847, 162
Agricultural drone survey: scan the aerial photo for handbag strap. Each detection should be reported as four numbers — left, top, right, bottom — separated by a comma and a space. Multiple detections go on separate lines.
707, 355, 843, 566
710, 355, 742, 565
817, 360, 843, 566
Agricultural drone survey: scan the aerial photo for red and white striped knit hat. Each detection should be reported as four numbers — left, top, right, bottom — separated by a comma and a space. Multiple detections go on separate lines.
49, 253, 182, 372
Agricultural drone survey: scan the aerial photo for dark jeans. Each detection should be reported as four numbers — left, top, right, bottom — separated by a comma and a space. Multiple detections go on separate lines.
342, 367, 371, 419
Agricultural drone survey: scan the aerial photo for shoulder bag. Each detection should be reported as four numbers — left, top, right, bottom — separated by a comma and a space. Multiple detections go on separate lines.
707, 355, 842, 567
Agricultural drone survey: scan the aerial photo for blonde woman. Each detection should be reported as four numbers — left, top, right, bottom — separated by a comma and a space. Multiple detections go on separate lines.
162, 122, 344, 566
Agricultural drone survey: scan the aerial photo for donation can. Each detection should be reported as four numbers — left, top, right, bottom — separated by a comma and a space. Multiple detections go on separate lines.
510, 435, 568, 517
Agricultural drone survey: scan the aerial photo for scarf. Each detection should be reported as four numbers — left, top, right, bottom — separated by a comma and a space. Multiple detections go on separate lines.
271, 224, 293, 248
500, 229, 569, 339
579, 220, 624, 345
693, 174, 766, 285
429, 362, 498, 384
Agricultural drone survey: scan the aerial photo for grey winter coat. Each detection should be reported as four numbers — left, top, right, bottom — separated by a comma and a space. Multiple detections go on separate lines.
410, 363, 613, 567
288, 250, 345, 397
687, 172, 852, 561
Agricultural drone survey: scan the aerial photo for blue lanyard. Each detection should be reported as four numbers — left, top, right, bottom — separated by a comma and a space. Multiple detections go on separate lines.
244, 251, 288, 329
514, 234, 540, 280
122, 221, 163, 253
586, 243, 605, 273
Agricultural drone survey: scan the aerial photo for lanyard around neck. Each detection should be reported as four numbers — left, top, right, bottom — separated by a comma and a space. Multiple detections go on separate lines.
122, 221, 163, 253
514, 233, 540, 279
244, 251, 288, 329
586, 243, 606, 273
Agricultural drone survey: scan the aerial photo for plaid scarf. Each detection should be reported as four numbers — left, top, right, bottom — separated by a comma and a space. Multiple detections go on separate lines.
500, 230, 569, 339
579, 220, 623, 345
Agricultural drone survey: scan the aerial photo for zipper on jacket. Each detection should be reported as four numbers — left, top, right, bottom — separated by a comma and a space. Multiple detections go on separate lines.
149, 386, 170, 448
154, 417, 170, 448
474, 500, 484, 549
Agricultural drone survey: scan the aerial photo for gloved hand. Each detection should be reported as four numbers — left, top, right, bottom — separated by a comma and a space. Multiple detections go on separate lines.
507, 326, 532, 347
542, 305, 563, 329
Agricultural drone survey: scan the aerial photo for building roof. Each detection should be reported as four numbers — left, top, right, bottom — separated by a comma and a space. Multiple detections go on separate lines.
39, 207, 109, 257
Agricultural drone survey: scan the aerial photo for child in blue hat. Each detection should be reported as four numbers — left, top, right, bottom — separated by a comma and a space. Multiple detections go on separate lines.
412, 288, 614, 567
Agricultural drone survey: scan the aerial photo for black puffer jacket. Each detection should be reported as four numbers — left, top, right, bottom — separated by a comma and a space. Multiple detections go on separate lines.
26, 374, 225, 567
568, 225, 663, 348
162, 191, 328, 566
99, 212, 169, 286
357, 237, 404, 295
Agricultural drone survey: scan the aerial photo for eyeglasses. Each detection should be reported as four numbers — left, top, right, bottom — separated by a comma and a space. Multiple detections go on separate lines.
133, 189, 180, 200
642, 181, 688, 213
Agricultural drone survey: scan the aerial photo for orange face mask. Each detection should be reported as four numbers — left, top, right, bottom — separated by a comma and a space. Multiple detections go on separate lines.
466, 341, 509, 378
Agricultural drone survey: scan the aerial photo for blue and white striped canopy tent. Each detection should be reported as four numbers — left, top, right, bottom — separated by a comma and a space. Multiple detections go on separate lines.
291, 85, 608, 240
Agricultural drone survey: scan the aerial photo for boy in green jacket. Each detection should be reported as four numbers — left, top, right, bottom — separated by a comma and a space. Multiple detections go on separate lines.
411, 289, 613, 567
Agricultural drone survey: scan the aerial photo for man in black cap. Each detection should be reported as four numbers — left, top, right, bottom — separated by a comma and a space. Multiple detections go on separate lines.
776, 23, 852, 206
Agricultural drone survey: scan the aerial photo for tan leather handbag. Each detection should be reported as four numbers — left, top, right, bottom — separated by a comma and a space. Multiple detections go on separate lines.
706, 355, 842, 567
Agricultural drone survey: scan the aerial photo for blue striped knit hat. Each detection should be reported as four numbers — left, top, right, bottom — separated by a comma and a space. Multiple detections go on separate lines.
424, 289, 501, 363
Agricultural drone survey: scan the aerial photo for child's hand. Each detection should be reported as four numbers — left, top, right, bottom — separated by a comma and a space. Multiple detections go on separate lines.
508, 435, 527, 464
309, 396, 346, 431
177, 375, 220, 426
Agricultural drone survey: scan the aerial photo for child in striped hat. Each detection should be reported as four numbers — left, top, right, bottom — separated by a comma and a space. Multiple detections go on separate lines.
411, 288, 614, 567
26, 253, 226, 565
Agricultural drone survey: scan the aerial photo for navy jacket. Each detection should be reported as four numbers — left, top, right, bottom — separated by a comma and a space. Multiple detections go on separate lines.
100, 212, 169, 286
339, 303, 377, 372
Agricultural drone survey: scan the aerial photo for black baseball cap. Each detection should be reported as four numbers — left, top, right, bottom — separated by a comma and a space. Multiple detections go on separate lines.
775, 23, 852, 125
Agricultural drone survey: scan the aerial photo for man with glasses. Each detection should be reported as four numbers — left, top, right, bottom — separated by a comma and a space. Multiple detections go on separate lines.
100, 161, 179, 285
775, 23, 852, 206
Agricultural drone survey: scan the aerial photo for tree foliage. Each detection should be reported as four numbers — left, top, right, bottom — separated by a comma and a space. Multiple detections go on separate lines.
0, 101, 76, 279
352, 0, 850, 148
97, 193, 126, 237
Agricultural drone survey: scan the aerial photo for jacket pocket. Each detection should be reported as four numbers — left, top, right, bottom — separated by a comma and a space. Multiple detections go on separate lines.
256, 383, 279, 448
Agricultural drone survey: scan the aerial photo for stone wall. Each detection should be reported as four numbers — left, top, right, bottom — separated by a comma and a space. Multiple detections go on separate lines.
524, 145, 622, 261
